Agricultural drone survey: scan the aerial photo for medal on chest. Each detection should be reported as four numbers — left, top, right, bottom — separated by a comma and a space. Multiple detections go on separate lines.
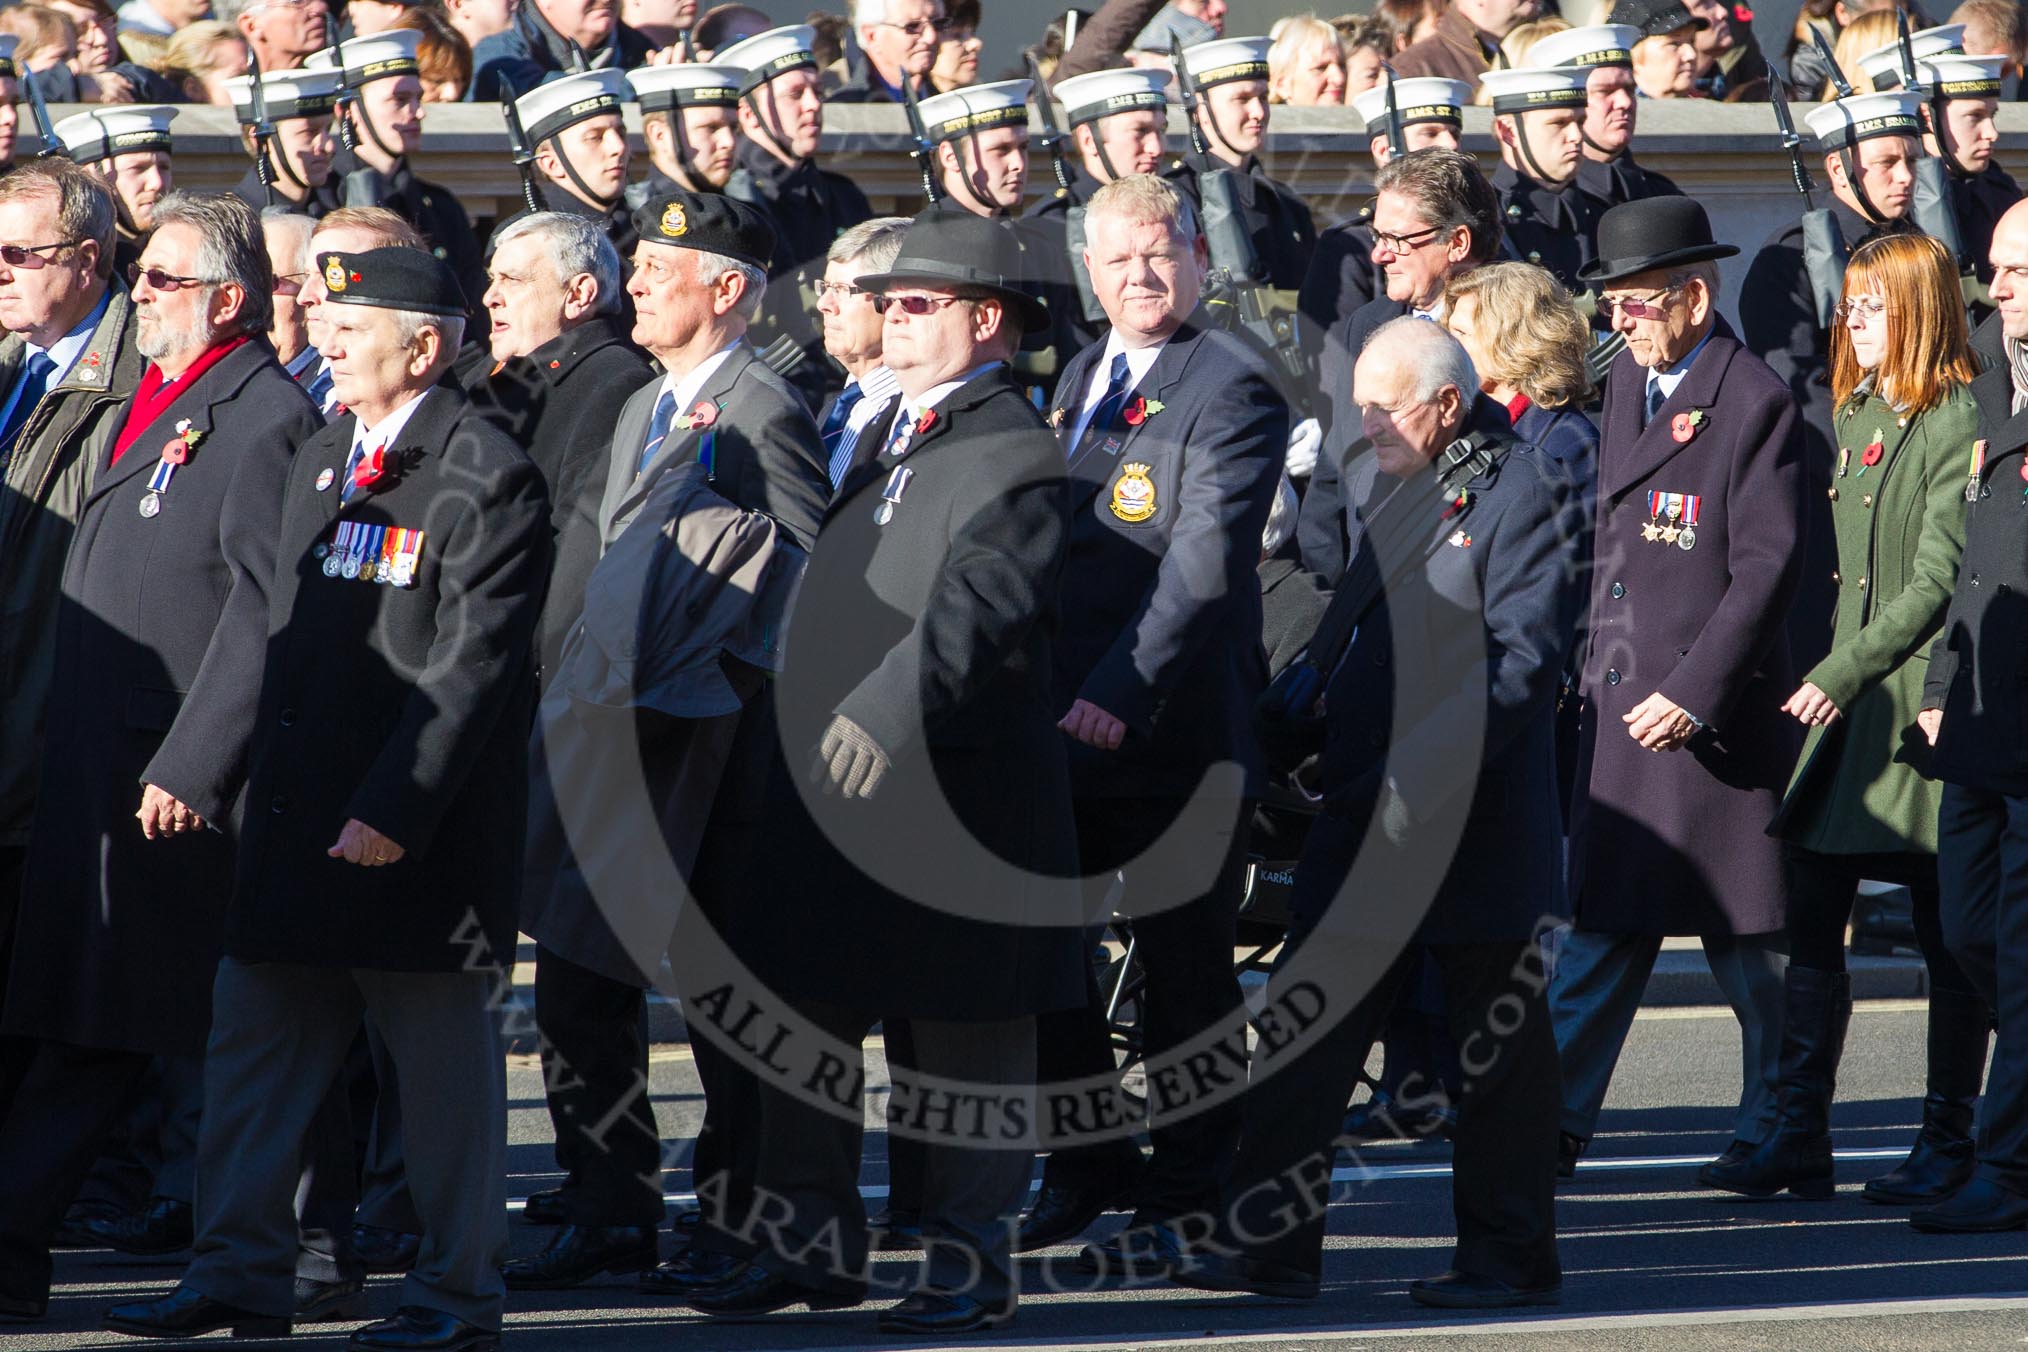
140, 420, 203, 518
321, 520, 427, 586
874, 465, 914, 526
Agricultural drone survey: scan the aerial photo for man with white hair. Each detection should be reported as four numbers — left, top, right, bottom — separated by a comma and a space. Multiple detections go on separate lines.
832, 0, 939, 103
215, 0, 329, 71
260, 207, 327, 405
1175, 315, 1580, 1309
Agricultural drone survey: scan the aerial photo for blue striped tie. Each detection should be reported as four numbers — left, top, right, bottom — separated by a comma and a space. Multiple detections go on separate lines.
1072, 353, 1132, 465
823, 382, 866, 487
637, 389, 678, 477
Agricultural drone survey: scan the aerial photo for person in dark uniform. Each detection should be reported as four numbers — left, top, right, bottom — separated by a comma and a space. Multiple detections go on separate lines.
0, 191, 322, 1324
1553, 198, 1807, 1189
1918, 198, 2028, 1235
1912, 50, 2020, 297
53, 106, 177, 279
1479, 62, 1604, 293
1163, 35, 1317, 293
680, 206, 1082, 1340
1741, 87, 1922, 470
224, 66, 342, 218
567, 191, 828, 1300
1013, 172, 1285, 1269
1173, 317, 1581, 1310
1297, 75, 1468, 371
497, 69, 636, 257
310, 31, 485, 314
1527, 24, 1685, 209
623, 63, 745, 210
103, 246, 548, 1351
464, 210, 654, 686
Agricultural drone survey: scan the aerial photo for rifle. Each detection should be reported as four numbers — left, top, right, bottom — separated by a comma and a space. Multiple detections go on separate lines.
900, 72, 942, 203
1027, 54, 1072, 194
1895, 6, 1971, 271
243, 50, 278, 207
329, 50, 389, 208
1170, 34, 1310, 412
1381, 63, 1406, 160
1025, 58, 1105, 326
499, 75, 548, 214
19, 70, 63, 159
679, 27, 698, 61
1768, 60, 1847, 330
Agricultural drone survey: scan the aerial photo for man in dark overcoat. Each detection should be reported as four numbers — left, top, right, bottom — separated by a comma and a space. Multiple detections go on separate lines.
0, 192, 321, 1320
1015, 173, 1284, 1268
1916, 198, 2028, 1234
1552, 199, 1807, 1187
522, 189, 826, 1295
1175, 317, 1581, 1309
103, 247, 548, 1350
679, 208, 1082, 1338
465, 209, 654, 687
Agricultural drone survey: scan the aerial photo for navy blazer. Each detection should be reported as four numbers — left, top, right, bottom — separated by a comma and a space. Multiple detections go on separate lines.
1299, 398, 1584, 944
1047, 317, 1288, 798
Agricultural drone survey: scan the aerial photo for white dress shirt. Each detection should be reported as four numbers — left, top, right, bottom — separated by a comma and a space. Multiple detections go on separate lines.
1069, 333, 1168, 450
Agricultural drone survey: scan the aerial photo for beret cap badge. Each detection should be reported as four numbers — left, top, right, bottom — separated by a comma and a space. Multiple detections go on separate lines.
661, 203, 688, 237
324, 255, 347, 292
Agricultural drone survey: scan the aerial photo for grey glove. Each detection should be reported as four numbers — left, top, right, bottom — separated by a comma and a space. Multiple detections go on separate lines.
814, 713, 891, 800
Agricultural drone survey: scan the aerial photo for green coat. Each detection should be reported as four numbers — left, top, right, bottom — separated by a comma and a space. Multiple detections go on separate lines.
1774, 384, 1978, 855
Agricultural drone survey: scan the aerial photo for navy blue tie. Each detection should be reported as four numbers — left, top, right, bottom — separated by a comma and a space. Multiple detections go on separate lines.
1073, 352, 1133, 465
822, 382, 865, 487
637, 388, 678, 477
1644, 378, 1666, 429
0, 352, 56, 464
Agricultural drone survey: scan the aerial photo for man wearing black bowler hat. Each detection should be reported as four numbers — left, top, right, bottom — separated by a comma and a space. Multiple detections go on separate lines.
681, 206, 1082, 1338
1552, 196, 1806, 1190
102, 246, 550, 1351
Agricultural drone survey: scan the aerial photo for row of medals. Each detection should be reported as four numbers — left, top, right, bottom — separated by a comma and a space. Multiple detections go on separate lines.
315, 540, 413, 585
1640, 505, 1697, 551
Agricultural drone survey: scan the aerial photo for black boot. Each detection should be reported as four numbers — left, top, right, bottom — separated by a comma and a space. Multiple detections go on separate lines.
1706, 967, 1852, 1200
1866, 986, 1988, 1205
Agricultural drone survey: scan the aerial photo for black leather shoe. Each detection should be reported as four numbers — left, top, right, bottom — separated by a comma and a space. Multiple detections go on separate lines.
501, 1224, 657, 1290
877, 1291, 1013, 1334
350, 1305, 497, 1350
682, 1259, 862, 1315
296, 1276, 369, 1323
1556, 1132, 1586, 1181
1171, 1253, 1319, 1300
1911, 1177, 2028, 1233
1076, 1220, 1189, 1280
639, 1246, 742, 1296
52, 1198, 121, 1249
84, 1198, 195, 1256
1409, 1269, 1562, 1309
353, 1225, 422, 1275
1694, 1139, 1760, 1190
1016, 1184, 1129, 1252
104, 1285, 291, 1339
1340, 1088, 1458, 1143
519, 1190, 566, 1226
869, 1208, 923, 1251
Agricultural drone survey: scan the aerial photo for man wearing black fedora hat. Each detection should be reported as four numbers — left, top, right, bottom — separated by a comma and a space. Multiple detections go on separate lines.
679, 206, 1079, 1336
1552, 195, 1808, 1190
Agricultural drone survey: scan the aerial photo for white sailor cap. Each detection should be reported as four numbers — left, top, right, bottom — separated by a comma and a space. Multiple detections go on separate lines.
1051, 67, 1170, 127
1856, 23, 1965, 89
1804, 88, 1924, 149
1178, 36, 1271, 88
918, 79, 1032, 144
0, 36, 21, 80
1915, 51, 2008, 100
627, 62, 743, 111
227, 66, 343, 123
305, 29, 422, 84
1350, 76, 1468, 137
1479, 65, 1591, 115
55, 105, 176, 162
1527, 23, 1638, 69
716, 24, 818, 94
514, 68, 629, 146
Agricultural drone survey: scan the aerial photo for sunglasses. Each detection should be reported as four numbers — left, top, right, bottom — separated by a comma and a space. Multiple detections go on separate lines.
873, 16, 943, 37
0, 240, 77, 269
127, 263, 214, 292
1597, 286, 1681, 320
872, 293, 971, 317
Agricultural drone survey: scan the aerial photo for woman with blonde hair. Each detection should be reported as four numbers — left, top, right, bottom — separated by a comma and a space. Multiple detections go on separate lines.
1825, 6, 1901, 96
1268, 14, 1349, 105
1714, 231, 1987, 1207
156, 19, 245, 105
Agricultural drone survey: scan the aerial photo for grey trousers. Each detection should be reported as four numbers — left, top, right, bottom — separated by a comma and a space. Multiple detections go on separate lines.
1548, 928, 1787, 1144
185, 958, 508, 1329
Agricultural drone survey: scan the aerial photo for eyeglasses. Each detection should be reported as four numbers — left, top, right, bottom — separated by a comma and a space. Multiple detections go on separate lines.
873, 16, 943, 37
1597, 286, 1681, 320
127, 263, 214, 292
1835, 296, 1890, 321
812, 279, 871, 302
1371, 223, 1445, 254
0, 240, 77, 269
872, 293, 970, 316
274, 270, 309, 296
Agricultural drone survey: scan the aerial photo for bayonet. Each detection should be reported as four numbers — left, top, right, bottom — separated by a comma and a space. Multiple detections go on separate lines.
21, 70, 62, 160
1382, 63, 1406, 159
328, 45, 359, 152
1895, 5, 1924, 94
243, 50, 277, 205
900, 73, 942, 203
1812, 26, 1854, 99
1170, 32, 1210, 158
1768, 62, 1815, 206
679, 26, 697, 61
1026, 54, 1073, 193
498, 74, 547, 213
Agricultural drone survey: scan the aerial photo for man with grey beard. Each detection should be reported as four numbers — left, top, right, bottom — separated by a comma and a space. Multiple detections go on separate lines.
0, 190, 322, 1321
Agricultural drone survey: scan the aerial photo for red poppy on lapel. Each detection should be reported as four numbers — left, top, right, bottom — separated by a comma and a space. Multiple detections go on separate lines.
352, 445, 390, 493
1670, 409, 1707, 444
1123, 395, 1165, 427
915, 409, 937, 435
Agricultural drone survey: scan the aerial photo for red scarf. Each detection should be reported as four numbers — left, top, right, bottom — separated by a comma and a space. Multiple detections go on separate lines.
1504, 390, 1533, 424
109, 335, 250, 466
